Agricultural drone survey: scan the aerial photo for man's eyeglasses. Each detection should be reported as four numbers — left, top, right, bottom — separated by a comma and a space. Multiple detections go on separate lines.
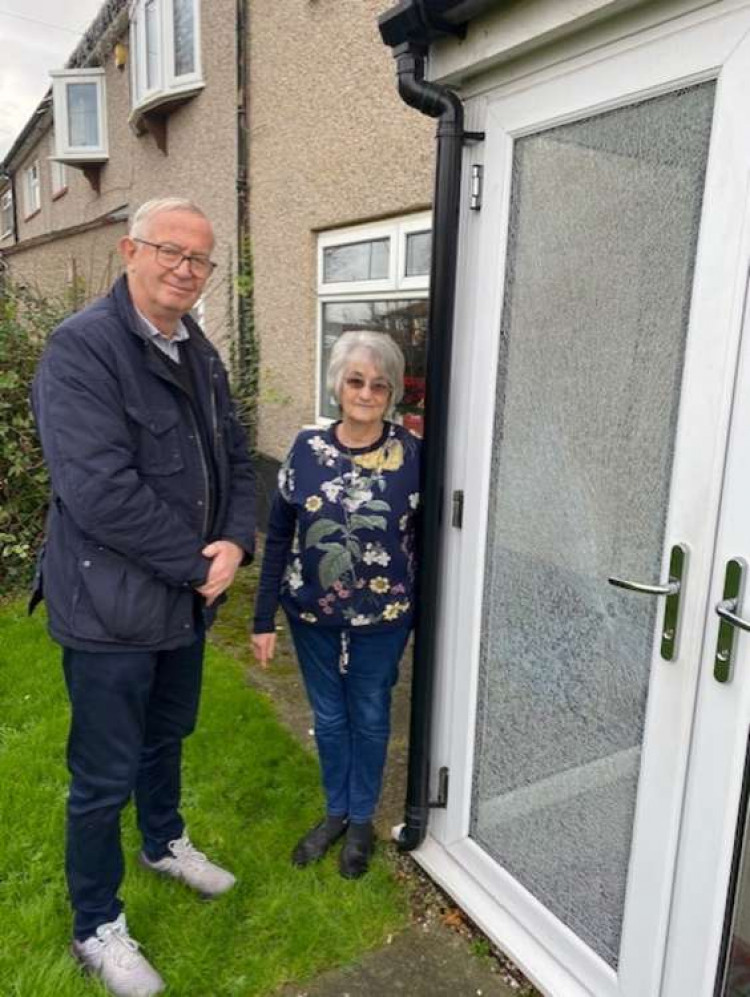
133, 238, 217, 279
343, 375, 391, 397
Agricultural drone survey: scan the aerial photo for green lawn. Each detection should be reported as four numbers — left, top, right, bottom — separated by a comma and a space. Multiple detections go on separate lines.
0, 601, 407, 996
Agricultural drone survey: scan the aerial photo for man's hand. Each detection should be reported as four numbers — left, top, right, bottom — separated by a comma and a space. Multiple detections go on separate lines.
252, 632, 276, 668
196, 540, 244, 606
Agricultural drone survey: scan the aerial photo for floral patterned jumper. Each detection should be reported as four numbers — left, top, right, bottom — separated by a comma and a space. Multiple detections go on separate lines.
254, 421, 421, 637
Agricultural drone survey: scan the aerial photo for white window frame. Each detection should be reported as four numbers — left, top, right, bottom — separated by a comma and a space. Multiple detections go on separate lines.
130, 0, 204, 116
50, 68, 108, 163
0, 189, 13, 238
316, 212, 432, 422
399, 214, 433, 290
50, 156, 67, 197
24, 162, 40, 217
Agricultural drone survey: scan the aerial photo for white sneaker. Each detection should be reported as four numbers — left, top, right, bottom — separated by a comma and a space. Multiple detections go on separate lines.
140, 834, 236, 898
71, 914, 165, 997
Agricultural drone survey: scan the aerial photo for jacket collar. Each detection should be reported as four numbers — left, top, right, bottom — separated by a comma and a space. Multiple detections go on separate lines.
110, 274, 213, 357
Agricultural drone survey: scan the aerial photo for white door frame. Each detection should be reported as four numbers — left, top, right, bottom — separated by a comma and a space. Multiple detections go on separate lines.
421, 4, 750, 996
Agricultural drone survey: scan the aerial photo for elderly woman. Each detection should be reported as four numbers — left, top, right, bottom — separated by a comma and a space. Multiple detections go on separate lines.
252, 330, 420, 879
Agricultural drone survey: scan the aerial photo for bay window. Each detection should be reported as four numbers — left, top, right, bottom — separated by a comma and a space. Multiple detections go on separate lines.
50, 69, 108, 163
130, 0, 203, 116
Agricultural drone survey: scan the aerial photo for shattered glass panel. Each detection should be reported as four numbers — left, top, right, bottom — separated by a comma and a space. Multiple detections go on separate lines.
471, 83, 715, 969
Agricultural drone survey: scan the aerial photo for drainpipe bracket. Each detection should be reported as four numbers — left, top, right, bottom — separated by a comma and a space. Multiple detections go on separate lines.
463, 130, 485, 143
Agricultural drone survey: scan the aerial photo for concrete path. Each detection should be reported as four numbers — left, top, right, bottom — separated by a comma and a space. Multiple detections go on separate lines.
276, 922, 521, 997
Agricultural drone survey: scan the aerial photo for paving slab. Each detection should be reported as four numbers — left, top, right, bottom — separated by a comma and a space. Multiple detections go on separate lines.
275, 922, 520, 997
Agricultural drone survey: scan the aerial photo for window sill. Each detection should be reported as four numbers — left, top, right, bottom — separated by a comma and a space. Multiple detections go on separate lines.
130, 80, 205, 130
0, 229, 13, 241
23, 209, 41, 222
52, 187, 69, 201
52, 152, 108, 165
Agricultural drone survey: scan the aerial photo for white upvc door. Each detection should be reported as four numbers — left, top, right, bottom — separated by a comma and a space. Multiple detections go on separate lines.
422, 4, 750, 996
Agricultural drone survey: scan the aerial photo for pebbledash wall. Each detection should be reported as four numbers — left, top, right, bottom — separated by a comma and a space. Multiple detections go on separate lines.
0, 0, 238, 355
0, 0, 434, 468
249, 0, 435, 461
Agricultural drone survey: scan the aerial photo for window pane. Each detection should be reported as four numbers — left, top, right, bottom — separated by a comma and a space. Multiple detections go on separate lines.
323, 238, 389, 283
173, 0, 195, 76
52, 160, 67, 193
1, 192, 12, 235
320, 299, 428, 434
405, 230, 431, 277
146, 0, 160, 90
67, 82, 99, 147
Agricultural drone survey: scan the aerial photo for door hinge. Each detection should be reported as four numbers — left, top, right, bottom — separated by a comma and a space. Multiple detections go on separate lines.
470, 164, 483, 211
451, 490, 464, 528
429, 766, 450, 809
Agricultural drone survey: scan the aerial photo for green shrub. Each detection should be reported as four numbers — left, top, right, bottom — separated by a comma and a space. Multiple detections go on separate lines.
0, 281, 70, 595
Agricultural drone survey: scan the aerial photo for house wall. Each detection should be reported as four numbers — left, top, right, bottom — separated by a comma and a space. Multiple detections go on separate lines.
2, 0, 237, 355
248, 0, 435, 460
3, 220, 127, 300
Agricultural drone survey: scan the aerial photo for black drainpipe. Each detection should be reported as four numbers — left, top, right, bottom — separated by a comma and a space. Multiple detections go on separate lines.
236, 0, 250, 355
387, 42, 482, 851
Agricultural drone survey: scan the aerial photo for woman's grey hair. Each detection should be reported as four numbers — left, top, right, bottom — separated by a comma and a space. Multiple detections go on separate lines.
327, 330, 405, 417
130, 198, 211, 240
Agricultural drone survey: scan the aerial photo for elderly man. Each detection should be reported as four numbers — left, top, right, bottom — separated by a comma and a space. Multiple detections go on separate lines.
31, 198, 255, 997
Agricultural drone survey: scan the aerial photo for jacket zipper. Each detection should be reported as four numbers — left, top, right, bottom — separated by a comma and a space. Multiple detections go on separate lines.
188, 405, 211, 538
209, 356, 219, 444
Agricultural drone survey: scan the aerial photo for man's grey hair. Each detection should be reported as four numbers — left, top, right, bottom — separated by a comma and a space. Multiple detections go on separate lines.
326, 330, 405, 416
129, 198, 211, 240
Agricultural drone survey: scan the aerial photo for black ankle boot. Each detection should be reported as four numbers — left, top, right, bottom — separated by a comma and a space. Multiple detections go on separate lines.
339, 821, 375, 879
291, 816, 348, 868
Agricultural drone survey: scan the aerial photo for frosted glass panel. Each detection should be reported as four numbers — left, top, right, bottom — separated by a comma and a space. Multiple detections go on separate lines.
471, 83, 715, 969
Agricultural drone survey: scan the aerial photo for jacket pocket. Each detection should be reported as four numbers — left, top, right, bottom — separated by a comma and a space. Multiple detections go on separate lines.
71, 543, 179, 645
126, 405, 184, 476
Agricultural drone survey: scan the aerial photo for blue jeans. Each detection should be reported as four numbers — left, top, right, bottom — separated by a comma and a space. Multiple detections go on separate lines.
62, 632, 204, 940
289, 621, 410, 823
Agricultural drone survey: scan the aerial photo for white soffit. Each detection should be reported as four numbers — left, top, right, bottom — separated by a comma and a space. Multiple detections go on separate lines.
428, 0, 721, 86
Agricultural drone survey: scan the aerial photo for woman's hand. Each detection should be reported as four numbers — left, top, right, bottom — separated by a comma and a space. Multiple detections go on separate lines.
252, 632, 277, 668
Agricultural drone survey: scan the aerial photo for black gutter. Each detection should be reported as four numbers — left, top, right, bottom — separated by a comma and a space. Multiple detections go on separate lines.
379, 0, 504, 48
379, 29, 482, 850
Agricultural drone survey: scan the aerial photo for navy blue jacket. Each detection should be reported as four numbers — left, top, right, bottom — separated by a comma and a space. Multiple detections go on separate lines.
31, 275, 256, 652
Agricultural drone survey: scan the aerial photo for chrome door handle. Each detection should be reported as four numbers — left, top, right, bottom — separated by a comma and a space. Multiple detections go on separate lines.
714, 558, 748, 683
608, 577, 679, 597
608, 544, 687, 661
716, 600, 750, 633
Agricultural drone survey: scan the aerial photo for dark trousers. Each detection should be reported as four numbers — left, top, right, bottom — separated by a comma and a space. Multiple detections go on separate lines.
62, 633, 204, 940
289, 621, 409, 823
